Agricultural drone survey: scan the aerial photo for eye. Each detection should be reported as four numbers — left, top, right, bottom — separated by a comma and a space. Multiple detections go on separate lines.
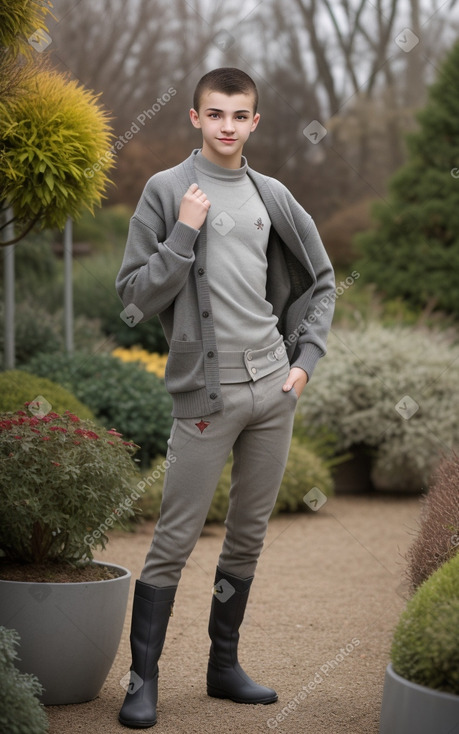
208, 113, 220, 119
236, 115, 248, 120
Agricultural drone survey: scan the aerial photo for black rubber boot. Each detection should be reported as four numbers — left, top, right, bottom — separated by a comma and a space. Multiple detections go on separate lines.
206, 567, 277, 704
119, 580, 177, 728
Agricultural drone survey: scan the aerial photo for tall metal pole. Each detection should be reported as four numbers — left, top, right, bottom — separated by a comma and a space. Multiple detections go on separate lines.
63, 217, 74, 354
2, 207, 15, 370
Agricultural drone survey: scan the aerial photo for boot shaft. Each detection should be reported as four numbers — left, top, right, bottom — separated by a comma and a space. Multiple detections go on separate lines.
208, 567, 253, 665
129, 580, 177, 679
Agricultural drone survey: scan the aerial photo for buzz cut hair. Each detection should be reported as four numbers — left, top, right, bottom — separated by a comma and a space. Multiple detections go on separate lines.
193, 67, 259, 113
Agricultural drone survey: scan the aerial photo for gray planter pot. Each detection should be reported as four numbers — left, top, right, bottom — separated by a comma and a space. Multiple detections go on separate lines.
0, 561, 131, 705
380, 663, 459, 734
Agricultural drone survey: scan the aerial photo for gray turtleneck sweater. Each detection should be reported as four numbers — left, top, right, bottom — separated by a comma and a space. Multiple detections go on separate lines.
193, 151, 280, 353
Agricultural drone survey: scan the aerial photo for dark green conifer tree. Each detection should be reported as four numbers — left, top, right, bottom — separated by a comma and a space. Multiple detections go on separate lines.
356, 41, 459, 315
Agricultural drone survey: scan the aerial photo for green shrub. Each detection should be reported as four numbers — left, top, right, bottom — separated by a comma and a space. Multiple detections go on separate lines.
0, 626, 48, 734
405, 452, 459, 592
391, 553, 459, 694
0, 230, 57, 294
331, 278, 427, 330
0, 297, 113, 366
72, 204, 132, 254
0, 371, 94, 419
296, 324, 459, 492
135, 436, 333, 523
23, 352, 173, 467
131, 455, 170, 521
273, 436, 334, 514
72, 252, 168, 352
0, 301, 61, 366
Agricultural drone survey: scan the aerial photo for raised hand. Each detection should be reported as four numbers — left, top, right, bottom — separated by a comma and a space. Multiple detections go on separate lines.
178, 183, 211, 230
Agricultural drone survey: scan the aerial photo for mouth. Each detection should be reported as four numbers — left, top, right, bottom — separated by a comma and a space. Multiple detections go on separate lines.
218, 138, 237, 144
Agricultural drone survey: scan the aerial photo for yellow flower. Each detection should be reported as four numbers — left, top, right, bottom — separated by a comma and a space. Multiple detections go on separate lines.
112, 348, 167, 378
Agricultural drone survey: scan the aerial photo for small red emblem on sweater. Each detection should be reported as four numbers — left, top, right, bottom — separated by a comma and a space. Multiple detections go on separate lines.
195, 420, 210, 433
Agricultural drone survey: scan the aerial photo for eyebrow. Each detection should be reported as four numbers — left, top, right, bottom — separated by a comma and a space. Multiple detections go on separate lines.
205, 107, 251, 113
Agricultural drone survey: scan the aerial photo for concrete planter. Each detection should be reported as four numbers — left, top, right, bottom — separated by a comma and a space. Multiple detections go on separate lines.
380, 663, 459, 734
0, 561, 131, 705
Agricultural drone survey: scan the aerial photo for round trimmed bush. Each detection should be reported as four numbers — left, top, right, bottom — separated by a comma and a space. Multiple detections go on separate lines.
392, 553, 459, 694
0, 371, 94, 419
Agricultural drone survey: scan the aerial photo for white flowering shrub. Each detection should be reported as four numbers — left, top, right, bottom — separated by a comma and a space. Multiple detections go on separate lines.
297, 324, 459, 491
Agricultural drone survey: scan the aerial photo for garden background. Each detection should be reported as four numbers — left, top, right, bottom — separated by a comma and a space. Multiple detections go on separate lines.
2, 0, 459, 509
1, 1, 459, 732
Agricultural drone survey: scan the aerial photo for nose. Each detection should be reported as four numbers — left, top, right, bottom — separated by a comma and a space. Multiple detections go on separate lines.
221, 117, 235, 133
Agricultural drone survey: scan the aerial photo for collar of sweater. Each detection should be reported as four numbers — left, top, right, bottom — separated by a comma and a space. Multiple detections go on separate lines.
193, 148, 248, 181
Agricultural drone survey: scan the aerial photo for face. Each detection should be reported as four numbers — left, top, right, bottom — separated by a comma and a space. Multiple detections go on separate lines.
189, 90, 260, 167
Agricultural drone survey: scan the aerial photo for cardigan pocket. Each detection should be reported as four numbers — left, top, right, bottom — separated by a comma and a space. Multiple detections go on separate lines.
165, 339, 205, 394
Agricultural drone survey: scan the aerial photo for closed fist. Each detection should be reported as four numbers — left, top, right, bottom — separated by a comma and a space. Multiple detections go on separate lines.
178, 183, 211, 230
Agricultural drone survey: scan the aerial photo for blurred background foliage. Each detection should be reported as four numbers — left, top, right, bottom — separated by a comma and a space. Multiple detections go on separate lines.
2, 0, 459, 515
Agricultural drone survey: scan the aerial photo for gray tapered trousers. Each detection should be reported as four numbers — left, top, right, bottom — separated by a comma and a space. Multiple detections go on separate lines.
140, 362, 297, 587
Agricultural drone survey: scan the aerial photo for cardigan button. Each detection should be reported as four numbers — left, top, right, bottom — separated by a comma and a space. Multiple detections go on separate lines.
202, 310, 209, 318
198, 267, 205, 275
209, 392, 218, 400
207, 351, 214, 358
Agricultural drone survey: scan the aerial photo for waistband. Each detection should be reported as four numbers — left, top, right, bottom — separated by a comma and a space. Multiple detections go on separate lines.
218, 335, 289, 383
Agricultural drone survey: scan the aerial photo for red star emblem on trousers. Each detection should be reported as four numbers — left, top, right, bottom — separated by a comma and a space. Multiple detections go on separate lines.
195, 419, 210, 434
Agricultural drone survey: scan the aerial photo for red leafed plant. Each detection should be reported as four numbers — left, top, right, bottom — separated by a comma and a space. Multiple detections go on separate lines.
405, 452, 459, 592
0, 405, 139, 565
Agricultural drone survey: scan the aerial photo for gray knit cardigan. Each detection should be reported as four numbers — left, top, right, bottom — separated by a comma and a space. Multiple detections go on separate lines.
116, 150, 335, 418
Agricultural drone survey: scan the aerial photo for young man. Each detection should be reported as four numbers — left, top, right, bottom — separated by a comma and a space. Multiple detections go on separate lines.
116, 67, 335, 728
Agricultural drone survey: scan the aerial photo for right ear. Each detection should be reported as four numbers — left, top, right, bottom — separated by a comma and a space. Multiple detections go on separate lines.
189, 108, 201, 129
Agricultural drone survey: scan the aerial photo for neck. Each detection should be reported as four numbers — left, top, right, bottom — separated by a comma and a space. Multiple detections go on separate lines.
201, 142, 243, 169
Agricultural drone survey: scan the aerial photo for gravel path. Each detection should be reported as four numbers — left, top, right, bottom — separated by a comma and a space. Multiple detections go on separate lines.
45, 494, 420, 734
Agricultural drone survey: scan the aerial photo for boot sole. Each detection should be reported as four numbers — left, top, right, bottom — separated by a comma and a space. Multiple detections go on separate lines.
207, 687, 278, 705
118, 714, 157, 728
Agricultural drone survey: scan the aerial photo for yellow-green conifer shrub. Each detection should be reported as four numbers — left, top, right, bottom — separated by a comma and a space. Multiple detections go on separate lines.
0, 0, 53, 52
0, 69, 114, 230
